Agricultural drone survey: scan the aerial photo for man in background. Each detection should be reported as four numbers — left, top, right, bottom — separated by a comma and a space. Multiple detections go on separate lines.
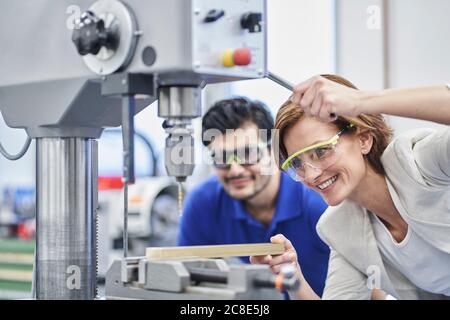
177, 97, 329, 296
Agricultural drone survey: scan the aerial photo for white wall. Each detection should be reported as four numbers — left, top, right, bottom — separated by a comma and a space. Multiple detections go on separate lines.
388, 0, 450, 87
386, 0, 450, 133
336, 0, 450, 134
335, 0, 385, 90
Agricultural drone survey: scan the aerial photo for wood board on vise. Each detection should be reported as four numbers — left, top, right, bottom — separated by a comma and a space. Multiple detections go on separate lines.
146, 243, 284, 260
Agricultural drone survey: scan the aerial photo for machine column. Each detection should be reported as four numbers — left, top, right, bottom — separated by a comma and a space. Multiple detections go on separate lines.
35, 138, 97, 300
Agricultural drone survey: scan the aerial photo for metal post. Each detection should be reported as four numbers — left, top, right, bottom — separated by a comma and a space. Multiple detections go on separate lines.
121, 95, 135, 258
35, 138, 97, 300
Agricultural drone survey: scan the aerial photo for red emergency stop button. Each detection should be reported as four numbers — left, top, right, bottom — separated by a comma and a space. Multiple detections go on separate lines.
222, 48, 252, 67
233, 48, 252, 66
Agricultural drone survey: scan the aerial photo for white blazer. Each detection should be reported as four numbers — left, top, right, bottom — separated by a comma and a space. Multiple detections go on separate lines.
316, 128, 450, 300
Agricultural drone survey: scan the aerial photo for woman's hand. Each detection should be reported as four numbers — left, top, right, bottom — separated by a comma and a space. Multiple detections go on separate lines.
250, 234, 302, 278
290, 75, 450, 125
250, 234, 320, 299
289, 75, 363, 122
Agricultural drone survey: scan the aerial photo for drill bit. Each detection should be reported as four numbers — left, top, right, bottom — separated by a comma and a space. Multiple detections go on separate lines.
178, 181, 183, 215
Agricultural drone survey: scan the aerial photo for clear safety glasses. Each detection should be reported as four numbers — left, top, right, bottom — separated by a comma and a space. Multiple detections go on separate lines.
211, 144, 269, 170
281, 124, 354, 181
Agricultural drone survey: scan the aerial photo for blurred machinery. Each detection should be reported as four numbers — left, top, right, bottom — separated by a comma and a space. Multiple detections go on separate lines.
0, 0, 285, 299
0, 186, 35, 239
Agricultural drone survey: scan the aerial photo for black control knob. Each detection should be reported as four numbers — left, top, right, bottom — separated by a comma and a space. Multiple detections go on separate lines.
204, 9, 225, 23
72, 11, 110, 56
241, 12, 263, 33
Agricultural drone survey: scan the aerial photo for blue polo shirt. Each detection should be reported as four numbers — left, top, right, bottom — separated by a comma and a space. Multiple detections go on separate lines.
177, 172, 330, 296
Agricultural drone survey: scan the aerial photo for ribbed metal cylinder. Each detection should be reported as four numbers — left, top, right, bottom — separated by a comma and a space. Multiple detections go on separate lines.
35, 138, 97, 300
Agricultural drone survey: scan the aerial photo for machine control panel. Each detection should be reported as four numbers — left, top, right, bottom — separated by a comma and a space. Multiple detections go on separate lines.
191, 0, 267, 79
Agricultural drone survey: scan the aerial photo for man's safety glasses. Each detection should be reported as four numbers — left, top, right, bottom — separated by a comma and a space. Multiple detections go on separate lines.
281, 124, 354, 181
211, 145, 269, 170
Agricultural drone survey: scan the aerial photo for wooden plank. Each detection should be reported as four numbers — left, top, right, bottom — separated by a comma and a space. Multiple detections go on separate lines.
146, 243, 284, 261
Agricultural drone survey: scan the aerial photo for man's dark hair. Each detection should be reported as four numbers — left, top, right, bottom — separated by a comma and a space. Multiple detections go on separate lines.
202, 97, 274, 147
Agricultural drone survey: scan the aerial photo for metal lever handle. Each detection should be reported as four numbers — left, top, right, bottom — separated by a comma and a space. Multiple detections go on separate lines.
267, 71, 294, 91
267, 71, 336, 119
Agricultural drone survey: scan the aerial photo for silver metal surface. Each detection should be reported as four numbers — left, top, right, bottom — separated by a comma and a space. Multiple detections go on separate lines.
121, 95, 135, 258
92, 140, 99, 298
123, 182, 129, 258
158, 86, 200, 181
0, 0, 267, 87
158, 86, 201, 119
83, 0, 139, 75
121, 95, 135, 183
0, 78, 154, 139
267, 71, 294, 91
105, 258, 285, 300
164, 125, 196, 181
36, 138, 97, 299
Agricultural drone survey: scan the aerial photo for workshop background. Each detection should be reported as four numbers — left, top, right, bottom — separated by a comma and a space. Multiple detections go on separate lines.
0, 0, 449, 299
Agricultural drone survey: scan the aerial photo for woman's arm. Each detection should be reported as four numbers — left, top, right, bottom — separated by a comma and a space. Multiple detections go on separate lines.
251, 235, 381, 300
321, 249, 372, 300
290, 76, 450, 124
360, 85, 450, 124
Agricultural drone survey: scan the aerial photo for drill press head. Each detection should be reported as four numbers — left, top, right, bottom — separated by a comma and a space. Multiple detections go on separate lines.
158, 86, 201, 182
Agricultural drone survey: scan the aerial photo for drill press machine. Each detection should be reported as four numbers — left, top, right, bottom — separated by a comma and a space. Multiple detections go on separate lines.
0, 0, 299, 299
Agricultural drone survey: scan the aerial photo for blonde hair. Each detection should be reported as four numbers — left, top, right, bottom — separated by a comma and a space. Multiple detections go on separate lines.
274, 74, 393, 175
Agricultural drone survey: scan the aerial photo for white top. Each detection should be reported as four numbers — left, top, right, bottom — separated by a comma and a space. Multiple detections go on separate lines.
316, 128, 450, 300
370, 213, 450, 296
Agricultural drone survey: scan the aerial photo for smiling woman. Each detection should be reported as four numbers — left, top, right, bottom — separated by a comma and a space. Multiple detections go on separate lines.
251, 74, 450, 300
273, 75, 392, 206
